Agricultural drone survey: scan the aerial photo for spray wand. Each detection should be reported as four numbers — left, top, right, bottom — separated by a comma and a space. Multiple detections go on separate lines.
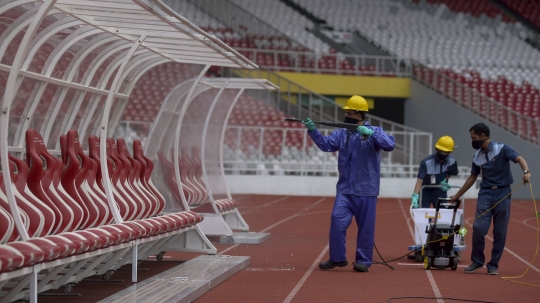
284, 118, 359, 131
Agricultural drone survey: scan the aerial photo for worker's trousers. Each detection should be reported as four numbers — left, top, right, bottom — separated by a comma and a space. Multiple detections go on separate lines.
471, 187, 511, 270
329, 194, 377, 267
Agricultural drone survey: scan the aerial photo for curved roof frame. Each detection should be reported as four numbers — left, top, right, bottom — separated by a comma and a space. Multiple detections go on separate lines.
0, 0, 57, 241
203, 79, 279, 201
144, 78, 278, 215
14, 19, 89, 147
0, 0, 257, 233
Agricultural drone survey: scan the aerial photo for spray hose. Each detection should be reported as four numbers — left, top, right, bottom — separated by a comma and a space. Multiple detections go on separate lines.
284, 118, 359, 131
501, 183, 538, 288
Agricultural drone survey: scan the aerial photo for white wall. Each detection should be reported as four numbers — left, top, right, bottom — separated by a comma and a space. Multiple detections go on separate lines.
225, 175, 478, 199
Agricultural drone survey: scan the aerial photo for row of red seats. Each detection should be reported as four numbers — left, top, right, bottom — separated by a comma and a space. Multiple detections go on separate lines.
416, 67, 540, 119
425, 0, 514, 22
500, 0, 540, 29
0, 129, 202, 278
413, 67, 540, 143
121, 62, 200, 123
157, 147, 238, 214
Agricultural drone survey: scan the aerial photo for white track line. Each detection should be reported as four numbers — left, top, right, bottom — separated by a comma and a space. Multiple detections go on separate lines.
260, 197, 327, 233
398, 199, 444, 303
219, 197, 327, 255
283, 244, 329, 303
242, 196, 290, 214
509, 217, 540, 231
522, 217, 540, 231
465, 218, 540, 274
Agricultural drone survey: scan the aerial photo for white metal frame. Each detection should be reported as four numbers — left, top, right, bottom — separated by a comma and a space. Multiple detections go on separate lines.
145, 78, 277, 236
0, 1, 258, 301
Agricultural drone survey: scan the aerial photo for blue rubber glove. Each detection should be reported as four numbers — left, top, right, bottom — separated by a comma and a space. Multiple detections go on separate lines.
439, 179, 451, 191
356, 126, 374, 137
302, 118, 316, 131
411, 193, 419, 209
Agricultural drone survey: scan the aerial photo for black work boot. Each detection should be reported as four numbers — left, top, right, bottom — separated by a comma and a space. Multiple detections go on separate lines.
319, 260, 348, 269
464, 262, 483, 273
352, 262, 369, 272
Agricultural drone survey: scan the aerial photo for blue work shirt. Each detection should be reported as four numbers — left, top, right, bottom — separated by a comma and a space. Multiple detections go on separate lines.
308, 122, 395, 196
470, 141, 520, 188
417, 154, 459, 191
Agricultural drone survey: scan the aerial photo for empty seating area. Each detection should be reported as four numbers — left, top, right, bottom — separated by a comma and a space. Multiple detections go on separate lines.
230, 0, 331, 53
223, 92, 321, 160
158, 0, 392, 75
158, 148, 239, 214
123, 63, 201, 123
500, 0, 540, 29
425, 0, 514, 21
434, 69, 540, 119
293, 0, 535, 80
0, 129, 204, 300
289, 0, 540, 139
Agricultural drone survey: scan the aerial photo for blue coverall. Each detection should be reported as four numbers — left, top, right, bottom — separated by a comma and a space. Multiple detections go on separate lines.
417, 154, 459, 208
308, 122, 395, 267
470, 141, 519, 271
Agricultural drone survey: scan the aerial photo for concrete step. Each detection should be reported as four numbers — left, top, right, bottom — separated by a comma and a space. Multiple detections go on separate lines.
209, 232, 271, 244
98, 255, 250, 303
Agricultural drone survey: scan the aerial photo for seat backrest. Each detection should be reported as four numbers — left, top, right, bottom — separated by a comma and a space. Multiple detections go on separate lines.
133, 140, 165, 216
72, 130, 109, 226
0, 188, 14, 244
25, 129, 62, 234
9, 155, 47, 238
77, 136, 111, 225
101, 137, 130, 220
189, 146, 209, 203
61, 131, 99, 229
178, 148, 198, 204
88, 136, 107, 192
49, 154, 84, 232
179, 147, 205, 205
107, 138, 137, 220
117, 138, 153, 218
59, 133, 88, 231
157, 150, 183, 205
0, 159, 21, 243
88, 136, 114, 224
36, 134, 85, 233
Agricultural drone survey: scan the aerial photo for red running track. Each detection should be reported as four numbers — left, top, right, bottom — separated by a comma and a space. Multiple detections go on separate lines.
171, 194, 540, 303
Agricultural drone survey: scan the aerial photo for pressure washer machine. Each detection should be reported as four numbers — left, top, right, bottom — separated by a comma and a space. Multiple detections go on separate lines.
421, 197, 462, 270
408, 185, 466, 268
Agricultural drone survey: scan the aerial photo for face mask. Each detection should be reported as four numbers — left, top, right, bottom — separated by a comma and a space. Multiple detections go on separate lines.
436, 152, 449, 161
472, 139, 487, 150
344, 116, 359, 124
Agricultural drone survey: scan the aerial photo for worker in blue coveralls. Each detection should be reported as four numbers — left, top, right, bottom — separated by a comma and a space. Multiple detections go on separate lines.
450, 122, 531, 275
411, 136, 459, 209
302, 95, 395, 272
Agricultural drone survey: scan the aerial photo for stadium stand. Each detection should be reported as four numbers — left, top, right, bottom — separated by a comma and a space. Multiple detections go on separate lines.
291, 0, 538, 82
499, 0, 540, 29
228, 0, 331, 53
276, 0, 539, 142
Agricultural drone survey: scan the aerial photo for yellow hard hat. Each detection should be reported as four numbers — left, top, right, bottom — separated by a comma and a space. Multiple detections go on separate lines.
435, 136, 454, 152
342, 95, 369, 112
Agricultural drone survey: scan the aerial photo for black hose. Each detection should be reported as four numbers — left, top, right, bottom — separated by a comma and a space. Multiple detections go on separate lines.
388, 297, 501, 303
373, 243, 395, 270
